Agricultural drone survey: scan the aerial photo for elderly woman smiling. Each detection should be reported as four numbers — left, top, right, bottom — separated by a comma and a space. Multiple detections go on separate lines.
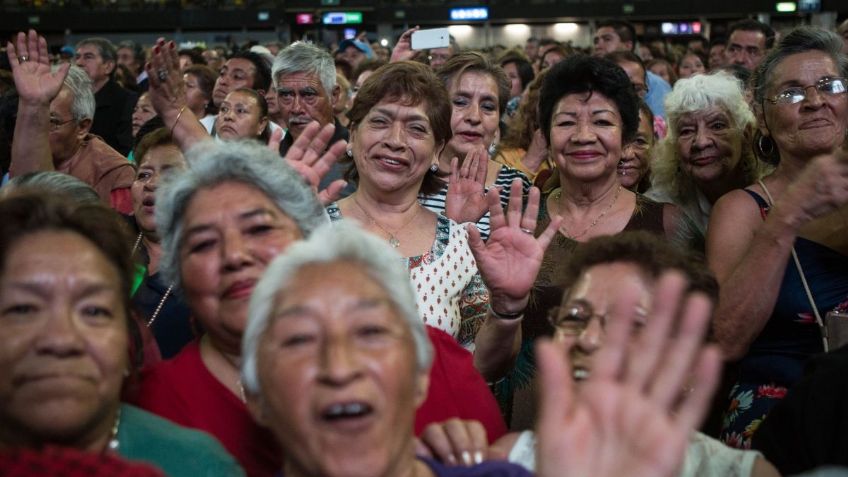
240, 222, 723, 477
707, 26, 848, 448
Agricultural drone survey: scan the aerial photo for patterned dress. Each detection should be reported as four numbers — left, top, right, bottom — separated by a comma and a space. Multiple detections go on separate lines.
326, 205, 489, 347
719, 190, 848, 449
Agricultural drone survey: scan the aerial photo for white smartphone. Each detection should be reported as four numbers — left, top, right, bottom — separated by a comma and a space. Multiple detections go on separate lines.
411, 28, 450, 50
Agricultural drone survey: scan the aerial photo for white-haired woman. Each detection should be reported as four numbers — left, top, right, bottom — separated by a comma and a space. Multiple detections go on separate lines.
647, 70, 771, 249
240, 221, 723, 477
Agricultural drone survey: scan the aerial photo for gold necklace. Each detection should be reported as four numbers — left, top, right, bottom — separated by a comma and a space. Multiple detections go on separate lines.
218, 348, 247, 403
352, 196, 423, 248
132, 232, 174, 327
554, 185, 622, 240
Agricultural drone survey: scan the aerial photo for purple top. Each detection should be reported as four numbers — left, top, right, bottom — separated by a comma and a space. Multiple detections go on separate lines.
422, 457, 533, 477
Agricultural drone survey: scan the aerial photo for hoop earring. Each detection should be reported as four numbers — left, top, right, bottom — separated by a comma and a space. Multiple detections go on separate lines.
757, 135, 775, 157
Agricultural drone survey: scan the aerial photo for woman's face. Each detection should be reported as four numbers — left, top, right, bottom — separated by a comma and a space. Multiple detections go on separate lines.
551, 262, 653, 381
131, 93, 156, 137
216, 90, 269, 141
251, 261, 427, 477
184, 73, 210, 117
445, 71, 500, 160
0, 231, 128, 448
618, 110, 654, 190
502, 62, 523, 98
178, 181, 303, 352
678, 54, 706, 79
352, 70, 375, 104
761, 51, 848, 161
351, 99, 438, 194
541, 51, 566, 71
549, 91, 624, 183
675, 105, 743, 187
131, 145, 187, 235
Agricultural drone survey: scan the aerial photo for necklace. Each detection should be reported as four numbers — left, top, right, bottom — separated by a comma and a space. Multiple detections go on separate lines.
106, 407, 121, 452
352, 196, 423, 248
218, 348, 247, 404
553, 185, 622, 240
132, 232, 174, 328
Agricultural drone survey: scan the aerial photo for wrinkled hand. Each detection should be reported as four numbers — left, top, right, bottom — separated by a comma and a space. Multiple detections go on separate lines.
467, 179, 561, 313
7, 29, 69, 105
283, 121, 348, 205
780, 150, 848, 226
446, 147, 499, 224
390, 26, 420, 63
145, 38, 188, 117
415, 418, 488, 467
535, 273, 722, 477
522, 129, 549, 173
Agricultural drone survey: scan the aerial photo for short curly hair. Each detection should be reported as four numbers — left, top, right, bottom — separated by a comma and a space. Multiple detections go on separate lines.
538, 54, 640, 146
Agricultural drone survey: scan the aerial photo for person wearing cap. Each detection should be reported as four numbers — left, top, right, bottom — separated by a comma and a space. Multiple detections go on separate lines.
338, 38, 373, 70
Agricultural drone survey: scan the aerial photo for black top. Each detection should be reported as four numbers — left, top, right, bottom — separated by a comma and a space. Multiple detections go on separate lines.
753, 344, 848, 475
91, 79, 137, 156
278, 117, 355, 198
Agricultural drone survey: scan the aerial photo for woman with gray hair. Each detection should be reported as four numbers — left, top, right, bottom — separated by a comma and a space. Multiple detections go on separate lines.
239, 221, 724, 477
647, 70, 770, 249
706, 26, 848, 448
135, 139, 327, 477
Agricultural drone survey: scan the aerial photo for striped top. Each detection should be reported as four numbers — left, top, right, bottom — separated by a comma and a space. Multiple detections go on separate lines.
418, 165, 531, 241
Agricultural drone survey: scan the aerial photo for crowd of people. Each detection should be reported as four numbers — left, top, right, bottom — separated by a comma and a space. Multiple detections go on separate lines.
0, 14, 847, 477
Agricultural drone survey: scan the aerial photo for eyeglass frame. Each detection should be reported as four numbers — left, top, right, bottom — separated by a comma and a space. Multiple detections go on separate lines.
547, 300, 648, 337
764, 77, 848, 105
48, 116, 77, 131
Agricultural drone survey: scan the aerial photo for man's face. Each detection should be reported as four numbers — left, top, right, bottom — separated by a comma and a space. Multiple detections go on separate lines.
276, 71, 335, 140
617, 60, 648, 98
725, 29, 768, 72
593, 27, 630, 56
525, 40, 539, 61
116, 47, 139, 75
74, 44, 114, 87
429, 47, 452, 70
212, 58, 258, 107
48, 88, 87, 164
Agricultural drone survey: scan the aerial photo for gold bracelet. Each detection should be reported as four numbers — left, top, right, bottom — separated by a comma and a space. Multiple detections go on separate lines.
170, 106, 186, 135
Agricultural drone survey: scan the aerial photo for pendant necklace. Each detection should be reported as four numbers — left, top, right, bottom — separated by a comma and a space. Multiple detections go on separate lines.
132, 232, 174, 327
554, 185, 622, 240
352, 197, 422, 248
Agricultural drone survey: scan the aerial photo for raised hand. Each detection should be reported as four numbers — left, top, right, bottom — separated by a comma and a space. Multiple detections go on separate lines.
415, 418, 488, 467
535, 273, 722, 477
390, 26, 420, 63
779, 150, 848, 225
7, 30, 69, 105
467, 179, 561, 314
283, 121, 348, 205
445, 147, 500, 225
145, 38, 188, 117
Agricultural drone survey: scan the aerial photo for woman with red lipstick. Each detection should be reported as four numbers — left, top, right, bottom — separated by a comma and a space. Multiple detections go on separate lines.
647, 70, 767, 249
706, 27, 848, 447
420, 52, 532, 241
127, 128, 193, 358
508, 55, 684, 429
331, 61, 557, 382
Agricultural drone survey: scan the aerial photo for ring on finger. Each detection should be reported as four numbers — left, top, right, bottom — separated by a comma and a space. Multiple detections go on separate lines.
19, 54, 29, 63
157, 69, 169, 81
520, 227, 534, 235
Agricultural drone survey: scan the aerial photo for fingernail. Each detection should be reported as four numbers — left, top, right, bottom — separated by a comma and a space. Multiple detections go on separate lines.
446, 454, 457, 465
474, 451, 484, 465
169, 41, 175, 49
154, 45, 160, 54
461, 451, 472, 466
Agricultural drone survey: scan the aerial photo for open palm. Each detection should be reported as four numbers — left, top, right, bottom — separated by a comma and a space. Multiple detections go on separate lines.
7, 30, 69, 104
446, 147, 498, 225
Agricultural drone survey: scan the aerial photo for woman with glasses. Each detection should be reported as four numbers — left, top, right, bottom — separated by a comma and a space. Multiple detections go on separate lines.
706, 26, 848, 448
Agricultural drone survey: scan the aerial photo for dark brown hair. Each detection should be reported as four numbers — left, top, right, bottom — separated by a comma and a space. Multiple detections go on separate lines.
345, 61, 451, 195
437, 51, 511, 115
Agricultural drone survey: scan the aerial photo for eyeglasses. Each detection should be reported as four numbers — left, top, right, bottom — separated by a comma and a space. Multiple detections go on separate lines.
49, 117, 76, 131
765, 77, 847, 105
547, 301, 648, 336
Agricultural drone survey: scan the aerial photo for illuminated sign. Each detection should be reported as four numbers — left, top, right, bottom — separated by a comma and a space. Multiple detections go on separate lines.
295, 13, 314, 25
660, 21, 702, 35
449, 7, 488, 21
775, 2, 797, 11
322, 11, 363, 25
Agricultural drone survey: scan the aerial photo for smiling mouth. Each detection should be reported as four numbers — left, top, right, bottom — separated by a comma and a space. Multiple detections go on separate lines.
572, 366, 590, 381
